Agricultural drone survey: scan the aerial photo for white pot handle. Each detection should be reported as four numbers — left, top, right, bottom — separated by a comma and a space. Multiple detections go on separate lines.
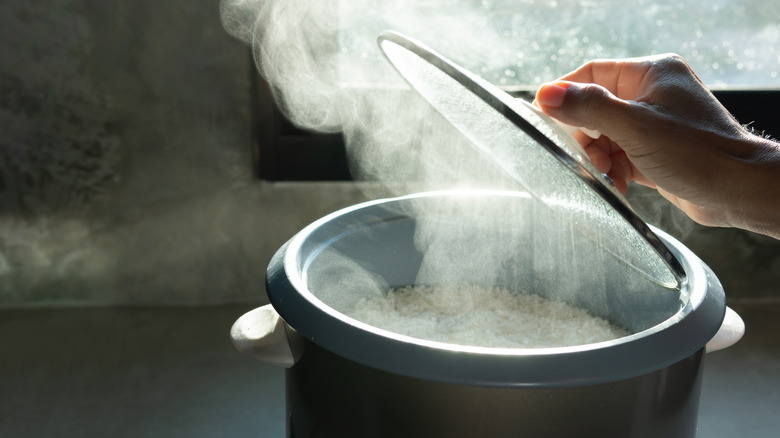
705, 306, 745, 353
230, 304, 303, 367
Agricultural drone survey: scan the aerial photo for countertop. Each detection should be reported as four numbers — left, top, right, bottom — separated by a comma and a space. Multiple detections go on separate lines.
1, 302, 778, 437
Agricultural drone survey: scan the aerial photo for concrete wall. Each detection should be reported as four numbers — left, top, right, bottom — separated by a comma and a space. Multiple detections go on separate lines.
0, 0, 369, 305
0, 0, 776, 306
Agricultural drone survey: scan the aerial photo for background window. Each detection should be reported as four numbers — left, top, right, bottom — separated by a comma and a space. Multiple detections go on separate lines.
338, 0, 779, 89
257, 0, 779, 181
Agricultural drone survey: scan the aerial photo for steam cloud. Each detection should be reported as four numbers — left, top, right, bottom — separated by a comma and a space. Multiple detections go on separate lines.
220, 0, 688, 325
219, 0, 521, 192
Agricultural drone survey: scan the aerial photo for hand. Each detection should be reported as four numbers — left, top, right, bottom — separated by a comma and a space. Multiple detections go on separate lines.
533, 54, 780, 239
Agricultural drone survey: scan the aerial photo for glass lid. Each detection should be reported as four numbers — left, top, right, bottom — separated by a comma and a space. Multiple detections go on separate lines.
377, 30, 685, 289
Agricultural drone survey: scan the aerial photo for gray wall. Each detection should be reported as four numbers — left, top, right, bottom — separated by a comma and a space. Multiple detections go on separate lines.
0, 0, 776, 306
0, 0, 368, 305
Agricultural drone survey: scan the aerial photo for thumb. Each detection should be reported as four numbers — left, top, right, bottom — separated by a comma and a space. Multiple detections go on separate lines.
535, 81, 645, 146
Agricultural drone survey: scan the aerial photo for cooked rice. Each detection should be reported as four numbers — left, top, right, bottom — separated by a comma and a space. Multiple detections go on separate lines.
350, 284, 629, 348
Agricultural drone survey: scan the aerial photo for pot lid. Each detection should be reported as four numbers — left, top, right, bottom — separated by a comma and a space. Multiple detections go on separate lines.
377, 31, 684, 289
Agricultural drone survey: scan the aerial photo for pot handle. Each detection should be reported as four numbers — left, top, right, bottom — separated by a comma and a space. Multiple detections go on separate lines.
705, 306, 745, 353
230, 304, 303, 367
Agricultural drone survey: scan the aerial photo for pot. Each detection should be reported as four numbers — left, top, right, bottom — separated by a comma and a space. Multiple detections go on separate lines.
232, 190, 744, 438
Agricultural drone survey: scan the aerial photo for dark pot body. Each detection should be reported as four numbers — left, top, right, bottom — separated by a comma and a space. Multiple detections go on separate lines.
286, 341, 704, 438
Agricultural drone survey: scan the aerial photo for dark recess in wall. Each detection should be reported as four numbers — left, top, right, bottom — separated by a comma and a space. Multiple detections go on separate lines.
254, 84, 780, 182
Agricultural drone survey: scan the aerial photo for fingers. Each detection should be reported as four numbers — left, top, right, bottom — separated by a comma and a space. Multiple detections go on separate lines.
557, 54, 688, 100
535, 81, 645, 146
576, 134, 611, 174
535, 81, 658, 194
605, 150, 633, 194
558, 59, 645, 100
579, 136, 634, 194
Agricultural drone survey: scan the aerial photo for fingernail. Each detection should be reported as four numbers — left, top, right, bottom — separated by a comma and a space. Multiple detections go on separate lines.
537, 82, 569, 108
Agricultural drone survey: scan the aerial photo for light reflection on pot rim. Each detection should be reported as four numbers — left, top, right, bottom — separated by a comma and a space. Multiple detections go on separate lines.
270, 190, 724, 386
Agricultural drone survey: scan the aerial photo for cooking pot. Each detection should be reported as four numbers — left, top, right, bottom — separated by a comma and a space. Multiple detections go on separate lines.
232, 190, 744, 438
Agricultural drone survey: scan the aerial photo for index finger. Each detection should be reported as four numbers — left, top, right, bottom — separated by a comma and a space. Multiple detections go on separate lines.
558, 55, 669, 101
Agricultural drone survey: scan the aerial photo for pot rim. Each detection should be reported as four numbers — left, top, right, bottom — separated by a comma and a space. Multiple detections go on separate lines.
267, 190, 725, 387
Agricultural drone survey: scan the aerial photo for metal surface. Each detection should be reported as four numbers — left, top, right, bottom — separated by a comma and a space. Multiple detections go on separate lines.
286, 341, 704, 438
266, 191, 726, 387
376, 30, 685, 287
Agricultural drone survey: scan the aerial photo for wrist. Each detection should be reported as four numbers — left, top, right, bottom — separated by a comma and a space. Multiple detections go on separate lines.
722, 133, 780, 239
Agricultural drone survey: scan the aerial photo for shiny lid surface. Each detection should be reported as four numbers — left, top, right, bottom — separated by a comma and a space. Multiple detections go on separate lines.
377, 31, 684, 288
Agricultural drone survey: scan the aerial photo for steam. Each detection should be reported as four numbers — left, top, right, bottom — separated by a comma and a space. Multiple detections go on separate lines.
221, 0, 346, 132
220, 1, 688, 319
220, 0, 518, 191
